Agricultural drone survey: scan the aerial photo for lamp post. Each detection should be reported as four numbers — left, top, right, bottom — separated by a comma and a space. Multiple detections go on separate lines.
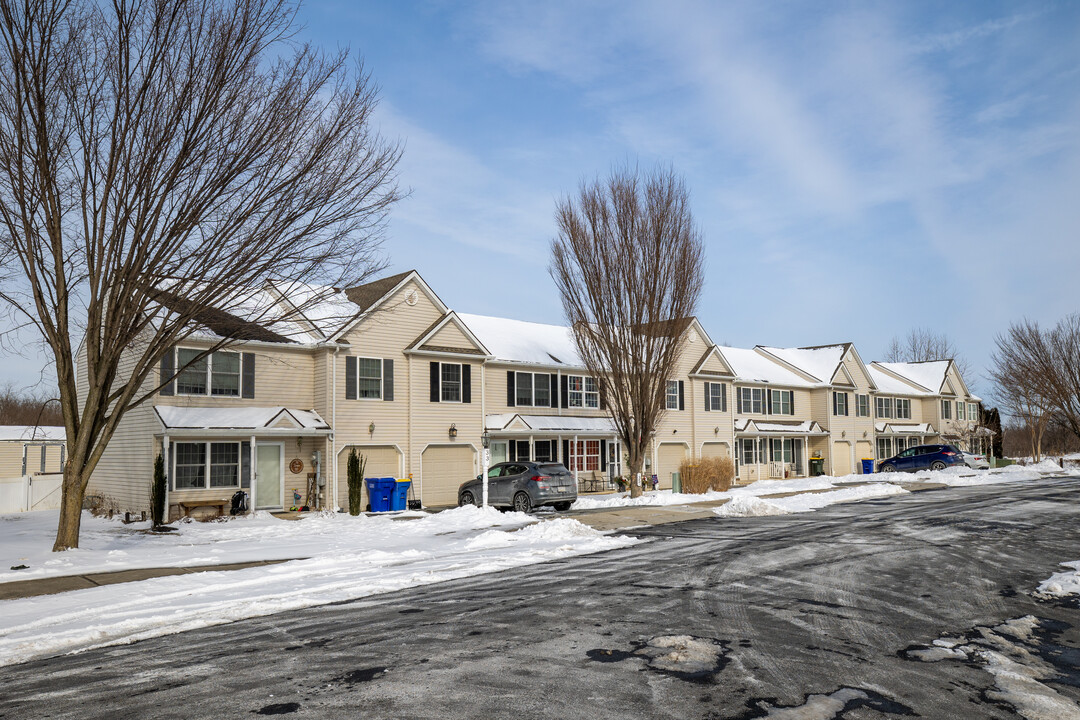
481, 429, 491, 508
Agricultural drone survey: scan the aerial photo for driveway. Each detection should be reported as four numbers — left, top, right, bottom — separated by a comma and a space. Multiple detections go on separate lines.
4, 478, 1080, 719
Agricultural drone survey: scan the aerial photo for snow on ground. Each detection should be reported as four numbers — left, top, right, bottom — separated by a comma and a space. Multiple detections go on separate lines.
715, 484, 909, 517
0, 507, 639, 667
1037, 560, 1080, 597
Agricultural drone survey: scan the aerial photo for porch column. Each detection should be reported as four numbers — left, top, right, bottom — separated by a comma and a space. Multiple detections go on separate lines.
572, 434, 579, 486
529, 434, 534, 463
162, 435, 170, 522
250, 434, 257, 511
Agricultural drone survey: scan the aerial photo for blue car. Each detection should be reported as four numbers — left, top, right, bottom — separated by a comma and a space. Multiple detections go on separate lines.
877, 444, 965, 473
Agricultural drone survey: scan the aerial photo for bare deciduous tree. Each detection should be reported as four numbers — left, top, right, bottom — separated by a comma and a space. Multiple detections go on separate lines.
550, 165, 705, 498
884, 327, 972, 383
0, 0, 402, 550
990, 316, 1080, 453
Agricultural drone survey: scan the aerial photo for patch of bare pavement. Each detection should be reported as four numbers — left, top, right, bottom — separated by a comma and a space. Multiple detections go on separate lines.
2, 477, 1080, 720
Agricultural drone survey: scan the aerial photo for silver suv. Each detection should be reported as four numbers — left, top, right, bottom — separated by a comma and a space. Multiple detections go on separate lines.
458, 462, 577, 512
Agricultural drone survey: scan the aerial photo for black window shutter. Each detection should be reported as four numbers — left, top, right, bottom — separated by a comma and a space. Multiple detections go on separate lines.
845, 392, 850, 416
550, 374, 559, 406
507, 371, 516, 407
704, 383, 711, 411
160, 348, 175, 396
600, 439, 608, 471
832, 392, 837, 415
240, 441, 251, 489
678, 381, 685, 411
722, 384, 728, 412
789, 390, 795, 415
383, 359, 394, 401
345, 356, 357, 400
560, 374, 569, 409
562, 440, 571, 467
429, 362, 440, 402
242, 352, 255, 399
508, 441, 516, 462
462, 364, 472, 403
599, 378, 607, 410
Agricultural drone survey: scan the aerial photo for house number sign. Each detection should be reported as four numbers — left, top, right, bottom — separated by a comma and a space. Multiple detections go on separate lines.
289, 459, 304, 474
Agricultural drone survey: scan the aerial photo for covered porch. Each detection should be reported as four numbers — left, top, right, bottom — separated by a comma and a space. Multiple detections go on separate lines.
155, 406, 332, 520
485, 413, 621, 493
734, 419, 829, 484
875, 422, 937, 462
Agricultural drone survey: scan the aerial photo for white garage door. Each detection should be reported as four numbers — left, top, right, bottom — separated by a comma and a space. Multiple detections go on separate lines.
832, 441, 852, 476
337, 445, 402, 508
656, 443, 688, 490
700, 442, 730, 459
422, 445, 476, 507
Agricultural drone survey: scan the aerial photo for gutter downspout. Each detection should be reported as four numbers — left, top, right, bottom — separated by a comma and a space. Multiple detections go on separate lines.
332, 346, 339, 511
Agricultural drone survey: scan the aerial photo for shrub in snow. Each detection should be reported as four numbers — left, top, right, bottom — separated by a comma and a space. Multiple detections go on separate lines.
150, 454, 166, 527
678, 456, 735, 494
347, 449, 365, 516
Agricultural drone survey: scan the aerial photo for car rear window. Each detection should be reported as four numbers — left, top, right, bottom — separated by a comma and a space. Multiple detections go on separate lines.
539, 463, 571, 475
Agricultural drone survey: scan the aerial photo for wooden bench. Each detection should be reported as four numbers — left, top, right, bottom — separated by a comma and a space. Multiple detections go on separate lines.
177, 499, 230, 519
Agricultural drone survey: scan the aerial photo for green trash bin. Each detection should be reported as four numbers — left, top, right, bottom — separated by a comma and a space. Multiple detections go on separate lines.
671, 472, 681, 494
809, 457, 825, 477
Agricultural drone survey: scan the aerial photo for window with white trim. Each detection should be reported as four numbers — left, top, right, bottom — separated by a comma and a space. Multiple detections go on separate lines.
771, 389, 792, 415
875, 397, 894, 419
957, 401, 965, 420
969, 402, 978, 421
856, 394, 870, 417
666, 380, 680, 410
568, 440, 600, 472
173, 441, 241, 490
941, 399, 952, 419
832, 391, 848, 416
896, 398, 911, 419
357, 358, 382, 399
568, 375, 599, 409
441, 363, 462, 402
707, 382, 726, 412
877, 437, 891, 460
176, 348, 241, 397
514, 372, 550, 407
739, 438, 759, 465
739, 387, 764, 414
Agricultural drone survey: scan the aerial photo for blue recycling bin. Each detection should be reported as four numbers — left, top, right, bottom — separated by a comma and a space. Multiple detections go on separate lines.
861, 459, 875, 475
391, 480, 412, 511
365, 477, 395, 512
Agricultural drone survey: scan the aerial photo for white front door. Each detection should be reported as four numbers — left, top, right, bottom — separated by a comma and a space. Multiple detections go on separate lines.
256, 443, 283, 509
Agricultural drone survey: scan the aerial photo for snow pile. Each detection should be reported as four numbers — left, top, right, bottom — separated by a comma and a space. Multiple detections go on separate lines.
1036, 560, 1080, 597
716, 484, 908, 517
0, 507, 640, 666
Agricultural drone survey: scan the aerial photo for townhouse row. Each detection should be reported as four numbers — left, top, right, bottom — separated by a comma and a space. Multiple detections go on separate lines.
79, 271, 985, 520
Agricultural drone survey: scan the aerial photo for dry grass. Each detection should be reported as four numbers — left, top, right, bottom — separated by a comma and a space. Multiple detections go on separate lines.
678, 456, 736, 494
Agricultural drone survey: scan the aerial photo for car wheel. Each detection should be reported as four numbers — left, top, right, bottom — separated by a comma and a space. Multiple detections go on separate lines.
513, 492, 533, 513
553, 501, 572, 512
931, 461, 946, 471
458, 491, 476, 507
880, 464, 895, 473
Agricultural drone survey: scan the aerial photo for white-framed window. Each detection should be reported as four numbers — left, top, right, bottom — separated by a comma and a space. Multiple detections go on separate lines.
568, 440, 600, 472
357, 357, 382, 399
441, 363, 462, 402
707, 382, 727, 412
514, 372, 551, 407
877, 437, 891, 460
771, 389, 792, 415
941, 399, 952, 420
739, 438, 759, 465
173, 441, 241, 491
568, 375, 599, 409
896, 398, 911, 419
856, 394, 870, 417
969, 402, 978, 421
875, 397, 894, 419
739, 387, 764, 414
832, 391, 848, 416
175, 348, 242, 397
666, 380, 680, 410
957, 401, 965, 421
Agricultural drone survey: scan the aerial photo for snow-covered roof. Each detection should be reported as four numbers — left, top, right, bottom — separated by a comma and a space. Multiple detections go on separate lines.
155, 406, 330, 431
875, 422, 936, 435
734, 419, 828, 435
458, 313, 583, 368
0, 426, 66, 442
485, 414, 616, 434
873, 361, 951, 394
866, 365, 932, 396
717, 347, 816, 387
758, 345, 845, 383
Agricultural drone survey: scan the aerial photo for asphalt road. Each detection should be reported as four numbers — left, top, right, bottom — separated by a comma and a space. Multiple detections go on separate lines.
4, 478, 1080, 719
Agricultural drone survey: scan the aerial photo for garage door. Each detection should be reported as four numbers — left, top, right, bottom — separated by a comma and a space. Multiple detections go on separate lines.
656, 443, 688, 490
421, 445, 476, 507
832, 441, 851, 476
855, 441, 873, 473
700, 442, 730, 459
336, 445, 402, 508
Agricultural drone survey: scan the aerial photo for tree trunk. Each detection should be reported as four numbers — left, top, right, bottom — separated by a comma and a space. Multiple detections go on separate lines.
53, 465, 87, 551
626, 446, 645, 498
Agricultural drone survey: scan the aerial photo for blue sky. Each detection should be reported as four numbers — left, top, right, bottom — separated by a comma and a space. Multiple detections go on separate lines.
5, 0, 1080, 399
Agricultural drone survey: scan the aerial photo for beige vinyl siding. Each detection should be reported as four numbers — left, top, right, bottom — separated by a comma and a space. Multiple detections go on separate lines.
655, 442, 689, 489
0, 443, 26, 480
423, 321, 474, 350
856, 441, 873, 472
700, 441, 730, 459
485, 363, 609, 418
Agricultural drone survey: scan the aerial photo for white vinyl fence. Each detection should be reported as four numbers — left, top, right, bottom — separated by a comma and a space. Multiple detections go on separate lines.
0, 473, 64, 514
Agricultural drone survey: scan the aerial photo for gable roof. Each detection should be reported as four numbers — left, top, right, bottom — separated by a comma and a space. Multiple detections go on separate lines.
457, 313, 585, 367
343, 271, 414, 313
872, 360, 951, 394
330, 270, 448, 343
757, 344, 848, 384
715, 346, 816, 387
406, 311, 490, 356
152, 288, 296, 344
0, 425, 66, 442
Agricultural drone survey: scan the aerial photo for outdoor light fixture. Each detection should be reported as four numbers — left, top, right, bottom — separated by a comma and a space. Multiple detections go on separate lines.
714, 426, 719, 435
448, 423, 458, 440
672, 429, 677, 434
368, 421, 375, 436
481, 429, 491, 450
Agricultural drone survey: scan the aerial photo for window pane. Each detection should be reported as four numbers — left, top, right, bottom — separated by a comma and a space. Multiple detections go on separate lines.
533, 374, 550, 407
209, 443, 239, 488
516, 372, 533, 406
710, 383, 723, 411
585, 377, 599, 408
666, 380, 679, 410
357, 358, 382, 399
210, 351, 240, 396
441, 363, 461, 402
174, 442, 206, 489
569, 376, 583, 408
176, 349, 208, 395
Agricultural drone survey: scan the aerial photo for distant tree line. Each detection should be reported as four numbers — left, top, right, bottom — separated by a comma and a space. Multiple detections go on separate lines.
0, 385, 63, 427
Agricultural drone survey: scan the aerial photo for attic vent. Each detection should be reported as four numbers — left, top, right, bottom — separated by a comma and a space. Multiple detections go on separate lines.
405, 289, 418, 306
